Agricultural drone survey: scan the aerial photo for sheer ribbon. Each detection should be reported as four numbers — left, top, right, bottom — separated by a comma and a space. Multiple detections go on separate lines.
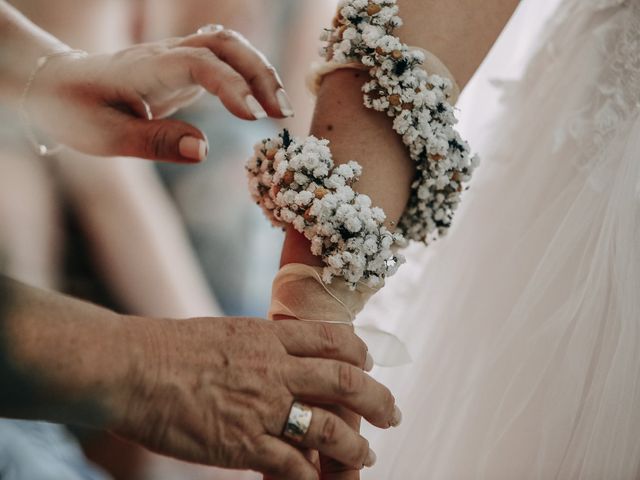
268, 264, 411, 366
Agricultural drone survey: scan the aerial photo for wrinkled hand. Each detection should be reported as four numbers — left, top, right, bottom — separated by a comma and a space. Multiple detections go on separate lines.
27, 28, 292, 163
112, 316, 397, 480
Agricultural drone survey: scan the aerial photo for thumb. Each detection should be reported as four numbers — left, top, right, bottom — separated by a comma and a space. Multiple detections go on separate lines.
118, 117, 209, 163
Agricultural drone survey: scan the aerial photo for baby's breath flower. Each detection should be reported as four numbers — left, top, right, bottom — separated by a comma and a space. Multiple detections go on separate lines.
247, 0, 477, 285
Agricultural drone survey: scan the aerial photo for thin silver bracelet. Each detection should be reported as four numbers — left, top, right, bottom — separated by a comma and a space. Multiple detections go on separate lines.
19, 48, 88, 157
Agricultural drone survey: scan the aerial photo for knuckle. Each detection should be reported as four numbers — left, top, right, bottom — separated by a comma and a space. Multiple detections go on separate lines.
351, 438, 370, 467
224, 69, 247, 86
377, 389, 395, 421
215, 28, 239, 42
352, 335, 368, 366
336, 363, 362, 396
187, 47, 217, 63
318, 323, 340, 356
248, 64, 278, 88
145, 124, 171, 159
217, 73, 249, 99
319, 415, 338, 446
263, 64, 278, 77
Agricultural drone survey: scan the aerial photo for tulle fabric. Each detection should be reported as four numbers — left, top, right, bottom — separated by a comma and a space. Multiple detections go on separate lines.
359, 0, 640, 478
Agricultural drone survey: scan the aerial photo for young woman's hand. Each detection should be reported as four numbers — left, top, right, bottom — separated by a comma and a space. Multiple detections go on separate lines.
26, 27, 294, 163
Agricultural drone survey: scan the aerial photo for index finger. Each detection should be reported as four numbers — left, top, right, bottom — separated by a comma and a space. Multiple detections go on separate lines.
285, 357, 397, 428
273, 320, 371, 370
179, 29, 291, 118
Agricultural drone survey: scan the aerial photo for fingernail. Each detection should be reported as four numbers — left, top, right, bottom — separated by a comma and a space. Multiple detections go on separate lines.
364, 448, 377, 468
390, 405, 403, 427
276, 88, 295, 117
179, 136, 208, 161
197, 23, 224, 34
245, 94, 267, 119
364, 352, 374, 372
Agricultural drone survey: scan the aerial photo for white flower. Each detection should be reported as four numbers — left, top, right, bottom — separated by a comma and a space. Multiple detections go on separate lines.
343, 27, 358, 40
293, 215, 306, 231
376, 35, 402, 53
280, 208, 296, 223
328, 254, 345, 269
294, 190, 313, 207
345, 216, 363, 233
325, 173, 346, 189
247, 0, 476, 282
361, 24, 385, 44
340, 6, 358, 19
355, 194, 372, 208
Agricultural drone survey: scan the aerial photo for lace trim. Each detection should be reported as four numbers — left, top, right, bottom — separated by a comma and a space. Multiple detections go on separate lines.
565, 0, 640, 167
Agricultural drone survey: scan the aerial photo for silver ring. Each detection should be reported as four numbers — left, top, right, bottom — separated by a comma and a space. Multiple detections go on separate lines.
197, 24, 224, 35
282, 401, 313, 443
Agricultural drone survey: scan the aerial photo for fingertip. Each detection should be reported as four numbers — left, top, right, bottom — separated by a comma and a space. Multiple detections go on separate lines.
126, 117, 209, 164
245, 94, 268, 119
178, 135, 209, 162
364, 352, 374, 372
364, 448, 377, 468
390, 405, 403, 427
276, 88, 295, 117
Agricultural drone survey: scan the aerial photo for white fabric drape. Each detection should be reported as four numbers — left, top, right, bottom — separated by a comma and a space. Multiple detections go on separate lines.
359, 0, 640, 478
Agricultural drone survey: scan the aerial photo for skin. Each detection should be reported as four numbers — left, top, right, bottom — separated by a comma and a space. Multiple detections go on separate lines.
0, 276, 396, 480
3, 0, 222, 328
278, 1, 520, 478
0, 1, 290, 163
0, 2, 397, 478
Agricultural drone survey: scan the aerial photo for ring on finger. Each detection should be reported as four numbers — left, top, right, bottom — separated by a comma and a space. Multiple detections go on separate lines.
282, 401, 313, 443
196, 24, 224, 35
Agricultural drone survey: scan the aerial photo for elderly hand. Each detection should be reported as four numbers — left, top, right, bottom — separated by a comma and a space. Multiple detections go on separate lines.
111, 316, 397, 480
25, 27, 292, 163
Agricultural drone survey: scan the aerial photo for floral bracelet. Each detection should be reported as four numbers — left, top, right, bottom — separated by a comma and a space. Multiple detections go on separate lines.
247, 130, 405, 287
247, 0, 477, 285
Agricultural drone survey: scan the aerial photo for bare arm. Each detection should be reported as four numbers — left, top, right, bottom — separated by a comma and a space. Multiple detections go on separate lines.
0, 0, 67, 100
0, 276, 136, 425
274, 1, 519, 478
281, 0, 520, 267
0, 276, 396, 479
55, 152, 222, 318
0, 0, 291, 162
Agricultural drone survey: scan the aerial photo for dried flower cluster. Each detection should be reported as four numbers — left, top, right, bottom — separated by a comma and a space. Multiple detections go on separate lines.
247, 0, 477, 285
247, 131, 405, 287
323, 0, 479, 241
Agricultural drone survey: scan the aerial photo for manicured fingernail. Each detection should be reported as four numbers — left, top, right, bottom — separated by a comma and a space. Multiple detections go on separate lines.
364, 448, 377, 468
197, 23, 223, 34
276, 88, 295, 117
364, 352, 374, 372
390, 405, 403, 427
179, 136, 208, 161
245, 94, 267, 119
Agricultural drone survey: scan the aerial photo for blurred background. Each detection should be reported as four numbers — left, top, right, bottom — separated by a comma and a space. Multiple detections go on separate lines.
0, 0, 337, 478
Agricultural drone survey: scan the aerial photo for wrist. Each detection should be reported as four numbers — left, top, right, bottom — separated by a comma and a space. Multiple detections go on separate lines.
101, 315, 165, 435
20, 50, 88, 154
1, 280, 145, 429
0, 1, 70, 100
106, 315, 183, 442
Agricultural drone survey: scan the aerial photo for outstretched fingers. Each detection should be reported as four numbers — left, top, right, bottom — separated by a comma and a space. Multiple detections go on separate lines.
179, 29, 294, 118
290, 405, 375, 470
285, 357, 401, 429
273, 320, 372, 371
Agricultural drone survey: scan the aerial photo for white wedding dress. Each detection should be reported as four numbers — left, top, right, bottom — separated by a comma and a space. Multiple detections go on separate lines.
359, 0, 640, 478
